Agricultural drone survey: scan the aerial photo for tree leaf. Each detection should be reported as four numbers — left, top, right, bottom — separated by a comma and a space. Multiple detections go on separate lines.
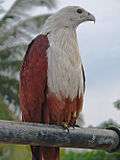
0, 97, 17, 120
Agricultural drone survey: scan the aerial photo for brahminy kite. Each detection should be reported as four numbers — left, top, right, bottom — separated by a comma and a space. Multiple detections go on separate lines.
19, 6, 95, 160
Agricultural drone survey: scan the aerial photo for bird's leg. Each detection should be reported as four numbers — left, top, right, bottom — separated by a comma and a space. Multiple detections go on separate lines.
69, 117, 80, 129
69, 122, 80, 129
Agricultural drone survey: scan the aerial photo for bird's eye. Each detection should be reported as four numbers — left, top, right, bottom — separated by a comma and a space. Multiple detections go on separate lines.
77, 9, 82, 14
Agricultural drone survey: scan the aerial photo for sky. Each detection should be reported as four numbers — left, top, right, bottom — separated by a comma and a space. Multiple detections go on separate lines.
1, 0, 120, 126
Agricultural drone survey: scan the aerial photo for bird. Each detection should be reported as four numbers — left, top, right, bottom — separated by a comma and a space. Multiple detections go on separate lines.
19, 6, 95, 160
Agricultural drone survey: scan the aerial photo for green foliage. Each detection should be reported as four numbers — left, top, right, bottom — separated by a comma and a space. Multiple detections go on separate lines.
113, 100, 120, 110
98, 119, 120, 129
0, 76, 19, 106
0, 144, 31, 160
61, 150, 120, 160
0, 97, 16, 120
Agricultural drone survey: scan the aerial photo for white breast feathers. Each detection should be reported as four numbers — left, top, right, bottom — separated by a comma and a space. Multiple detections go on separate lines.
46, 28, 84, 100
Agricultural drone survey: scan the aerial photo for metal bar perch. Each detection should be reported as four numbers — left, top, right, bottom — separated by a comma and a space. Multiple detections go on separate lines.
0, 120, 119, 152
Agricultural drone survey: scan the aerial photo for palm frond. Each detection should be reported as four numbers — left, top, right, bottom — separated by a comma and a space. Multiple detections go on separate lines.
0, 14, 50, 48
0, 75, 19, 104
0, 0, 55, 37
0, 44, 27, 59
0, 96, 17, 120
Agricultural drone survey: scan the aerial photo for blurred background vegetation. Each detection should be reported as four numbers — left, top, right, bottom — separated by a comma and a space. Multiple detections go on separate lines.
0, 0, 119, 159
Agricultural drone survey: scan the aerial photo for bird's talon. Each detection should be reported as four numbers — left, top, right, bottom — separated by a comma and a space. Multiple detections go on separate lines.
61, 122, 69, 132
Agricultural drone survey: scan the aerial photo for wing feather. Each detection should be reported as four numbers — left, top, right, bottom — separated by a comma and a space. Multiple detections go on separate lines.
81, 64, 85, 93
19, 35, 49, 123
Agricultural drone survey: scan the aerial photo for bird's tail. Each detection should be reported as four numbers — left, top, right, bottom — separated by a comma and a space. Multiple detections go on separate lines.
31, 146, 59, 160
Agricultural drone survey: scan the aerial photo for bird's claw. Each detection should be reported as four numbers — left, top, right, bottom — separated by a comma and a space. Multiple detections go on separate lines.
61, 122, 69, 133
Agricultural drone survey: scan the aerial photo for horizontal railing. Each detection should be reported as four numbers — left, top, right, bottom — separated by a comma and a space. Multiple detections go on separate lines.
0, 120, 119, 152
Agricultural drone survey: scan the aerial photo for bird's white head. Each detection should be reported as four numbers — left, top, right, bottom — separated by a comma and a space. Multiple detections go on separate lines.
41, 6, 95, 34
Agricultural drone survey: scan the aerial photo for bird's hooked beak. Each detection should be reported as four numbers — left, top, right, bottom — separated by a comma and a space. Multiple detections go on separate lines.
87, 12, 96, 23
